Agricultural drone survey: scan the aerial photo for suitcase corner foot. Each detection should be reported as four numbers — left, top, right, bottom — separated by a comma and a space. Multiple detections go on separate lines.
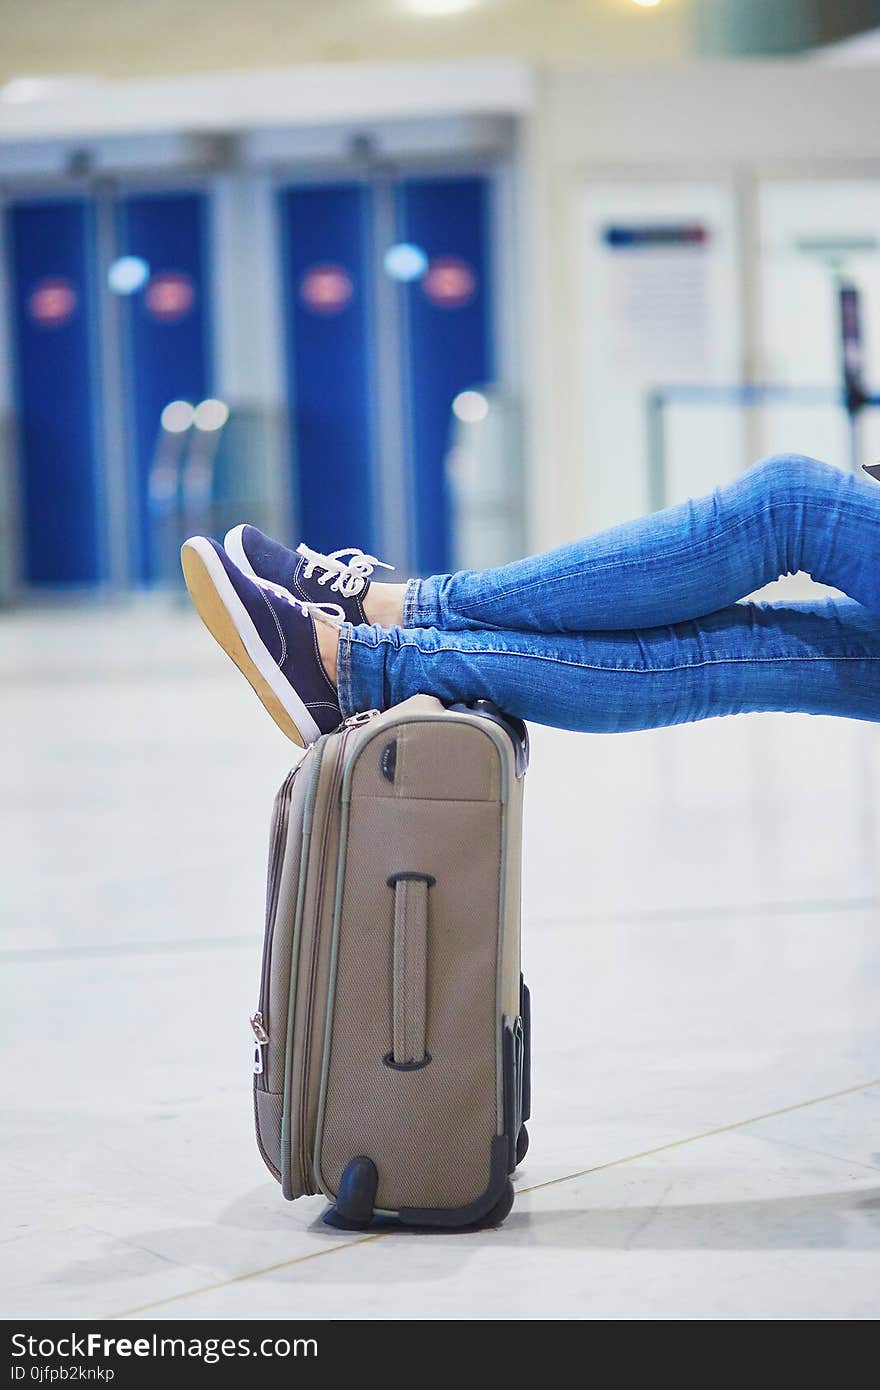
480, 1179, 515, 1229
324, 1155, 379, 1230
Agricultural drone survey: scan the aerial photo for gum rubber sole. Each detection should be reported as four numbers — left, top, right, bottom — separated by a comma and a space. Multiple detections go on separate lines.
181, 540, 309, 747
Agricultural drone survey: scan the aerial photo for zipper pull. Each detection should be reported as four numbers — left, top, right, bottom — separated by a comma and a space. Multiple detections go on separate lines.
341, 709, 380, 729
250, 1012, 269, 1074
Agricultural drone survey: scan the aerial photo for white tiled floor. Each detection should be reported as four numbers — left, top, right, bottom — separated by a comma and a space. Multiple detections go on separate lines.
3, 600, 880, 1320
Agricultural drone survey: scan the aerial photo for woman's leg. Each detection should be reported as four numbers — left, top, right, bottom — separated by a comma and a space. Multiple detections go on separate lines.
337, 597, 880, 733
404, 454, 880, 634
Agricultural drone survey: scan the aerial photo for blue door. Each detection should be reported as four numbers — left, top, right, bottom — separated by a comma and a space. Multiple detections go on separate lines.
397, 177, 493, 575
280, 183, 377, 557
279, 174, 494, 576
7, 197, 103, 586
117, 191, 211, 583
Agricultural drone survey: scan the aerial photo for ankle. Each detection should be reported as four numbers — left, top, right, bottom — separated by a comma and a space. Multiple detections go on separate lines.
364, 581, 406, 629
315, 619, 340, 686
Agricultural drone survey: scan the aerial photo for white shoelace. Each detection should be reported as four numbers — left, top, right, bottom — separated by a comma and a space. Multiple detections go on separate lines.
296, 542, 394, 598
257, 575, 345, 626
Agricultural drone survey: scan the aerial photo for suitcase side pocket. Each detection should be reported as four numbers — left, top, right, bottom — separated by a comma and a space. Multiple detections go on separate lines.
252, 766, 301, 1183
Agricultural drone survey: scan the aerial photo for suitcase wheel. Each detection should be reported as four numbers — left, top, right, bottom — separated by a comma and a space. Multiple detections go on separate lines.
480, 1179, 515, 1229
515, 1124, 529, 1166
322, 1156, 379, 1231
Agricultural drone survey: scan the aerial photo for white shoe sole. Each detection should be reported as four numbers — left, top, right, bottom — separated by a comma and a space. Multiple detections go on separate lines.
181, 537, 321, 747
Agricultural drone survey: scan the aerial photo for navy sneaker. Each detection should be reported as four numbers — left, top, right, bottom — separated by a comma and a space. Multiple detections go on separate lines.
224, 525, 393, 627
180, 535, 343, 746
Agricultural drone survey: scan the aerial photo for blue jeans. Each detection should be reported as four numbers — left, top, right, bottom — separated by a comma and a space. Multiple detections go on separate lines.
336, 454, 880, 733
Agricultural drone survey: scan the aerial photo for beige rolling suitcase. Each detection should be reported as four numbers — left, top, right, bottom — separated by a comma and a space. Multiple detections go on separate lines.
251, 695, 531, 1229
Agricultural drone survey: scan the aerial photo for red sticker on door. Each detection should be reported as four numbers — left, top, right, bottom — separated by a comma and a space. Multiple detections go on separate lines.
28, 277, 78, 328
422, 256, 477, 309
145, 271, 196, 322
299, 263, 355, 316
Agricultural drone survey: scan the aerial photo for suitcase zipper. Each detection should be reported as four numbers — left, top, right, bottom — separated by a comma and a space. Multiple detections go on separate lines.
250, 1011, 269, 1075
339, 709, 380, 729
295, 729, 354, 1190
252, 764, 300, 1091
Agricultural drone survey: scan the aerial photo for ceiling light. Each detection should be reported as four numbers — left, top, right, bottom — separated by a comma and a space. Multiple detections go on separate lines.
2, 78, 60, 104
1, 75, 103, 104
160, 400, 195, 434
383, 243, 429, 282
193, 398, 230, 432
402, 1, 479, 16
452, 390, 489, 424
107, 256, 150, 295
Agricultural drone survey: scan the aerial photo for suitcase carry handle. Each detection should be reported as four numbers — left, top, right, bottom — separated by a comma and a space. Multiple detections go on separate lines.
384, 872, 435, 1071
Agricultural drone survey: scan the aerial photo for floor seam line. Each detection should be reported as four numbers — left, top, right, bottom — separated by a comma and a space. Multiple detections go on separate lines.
109, 1076, 880, 1319
514, 1077, 880, 1199
753, 1134, 880, 1175
531, 896, 880, 928
110, 1232, 387, 1321
0, 938, 256, 965
9, 897, 879, 965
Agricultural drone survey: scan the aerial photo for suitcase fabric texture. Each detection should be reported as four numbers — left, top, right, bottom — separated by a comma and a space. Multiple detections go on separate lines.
251, 694, 531, 1230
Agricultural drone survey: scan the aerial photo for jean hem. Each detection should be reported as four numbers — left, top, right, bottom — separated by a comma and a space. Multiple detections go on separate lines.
403, 577, 423, 627
403, 576, 445, 628
335, 623, 356, 718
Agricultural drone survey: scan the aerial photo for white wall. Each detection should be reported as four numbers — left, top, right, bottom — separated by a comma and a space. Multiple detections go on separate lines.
529, 62, 880, 547
757, 181, 880, 466
577, 181, 743, 529
0, 60, 533, 142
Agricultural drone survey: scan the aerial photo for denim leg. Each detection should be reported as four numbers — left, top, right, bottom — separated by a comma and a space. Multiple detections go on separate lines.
336, 598, 880, 733
409, 454, 880, 633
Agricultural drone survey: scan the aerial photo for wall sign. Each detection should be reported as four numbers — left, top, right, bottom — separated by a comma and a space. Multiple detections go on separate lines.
603, 224, 709, 249
600, 222, 711, 376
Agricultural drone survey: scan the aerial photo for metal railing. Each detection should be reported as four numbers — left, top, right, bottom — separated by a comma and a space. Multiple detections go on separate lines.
147, 401, 289, 588
646, 384, 880, 513
444, 386, 525, 572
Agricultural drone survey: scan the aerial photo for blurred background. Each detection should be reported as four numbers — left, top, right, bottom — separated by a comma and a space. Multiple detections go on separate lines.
2, 0, 880, 597
5, 0, 880, 1324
